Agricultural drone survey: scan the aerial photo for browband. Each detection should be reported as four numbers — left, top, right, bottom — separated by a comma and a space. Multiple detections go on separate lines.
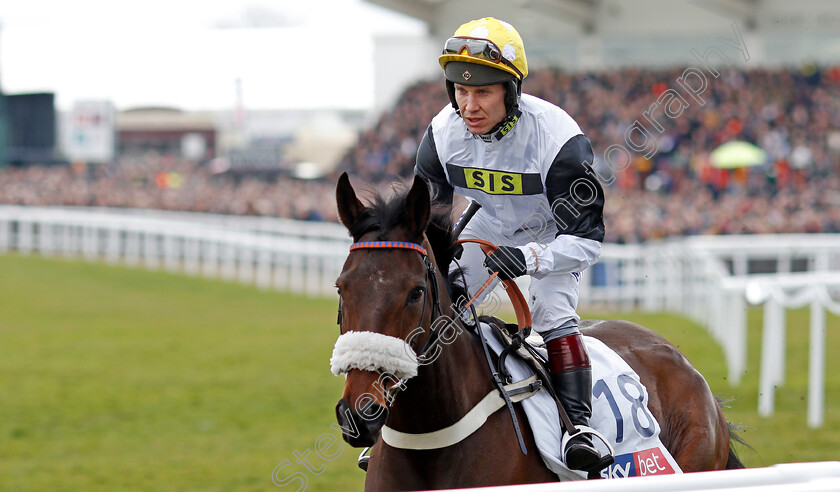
349, 241, 427, 256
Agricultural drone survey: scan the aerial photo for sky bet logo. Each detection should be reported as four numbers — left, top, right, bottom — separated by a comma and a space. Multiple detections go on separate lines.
600, 447, 676, 479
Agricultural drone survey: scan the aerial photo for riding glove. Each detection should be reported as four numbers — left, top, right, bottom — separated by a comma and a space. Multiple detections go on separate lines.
484, 246, 527, 280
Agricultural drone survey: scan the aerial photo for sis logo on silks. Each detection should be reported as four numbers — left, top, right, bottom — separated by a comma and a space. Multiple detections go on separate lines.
600, 447, 676, 479
445, 163, 545, 196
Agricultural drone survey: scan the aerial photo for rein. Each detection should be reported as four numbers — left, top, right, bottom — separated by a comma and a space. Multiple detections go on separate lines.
457, 238, 532, 332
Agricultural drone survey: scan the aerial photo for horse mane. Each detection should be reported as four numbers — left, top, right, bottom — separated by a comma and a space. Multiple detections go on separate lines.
346, 186, 465, 301
424, 206, 461, 290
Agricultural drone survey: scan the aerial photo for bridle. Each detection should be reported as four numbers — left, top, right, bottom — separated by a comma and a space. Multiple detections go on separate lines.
337, 238, 532, 455
341, 240, 447, 380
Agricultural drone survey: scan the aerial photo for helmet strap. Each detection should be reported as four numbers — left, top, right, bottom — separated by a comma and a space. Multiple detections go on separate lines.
446, 80, 460, 115
505, 79, 522, 113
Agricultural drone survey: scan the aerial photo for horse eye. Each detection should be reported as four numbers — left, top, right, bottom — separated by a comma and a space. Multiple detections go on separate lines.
408, 287, 425, 304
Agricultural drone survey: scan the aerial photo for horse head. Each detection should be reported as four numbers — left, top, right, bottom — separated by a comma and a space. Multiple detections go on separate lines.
332, 172, 447, 447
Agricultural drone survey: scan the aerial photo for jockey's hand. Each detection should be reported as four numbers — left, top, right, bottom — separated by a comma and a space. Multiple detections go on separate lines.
484, 246, 527, 280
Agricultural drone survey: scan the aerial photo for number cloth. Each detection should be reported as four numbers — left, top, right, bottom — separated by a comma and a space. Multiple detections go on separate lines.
479, 322, 682, 481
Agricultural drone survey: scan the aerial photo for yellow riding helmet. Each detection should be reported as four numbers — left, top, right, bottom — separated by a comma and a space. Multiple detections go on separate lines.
438, 17, 528, 82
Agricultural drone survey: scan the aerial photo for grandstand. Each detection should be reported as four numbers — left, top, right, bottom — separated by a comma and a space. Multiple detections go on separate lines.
367, 0, 840, 70
366, 0, 840, 110
334, 0, 840, 239
1, 0, 839, 238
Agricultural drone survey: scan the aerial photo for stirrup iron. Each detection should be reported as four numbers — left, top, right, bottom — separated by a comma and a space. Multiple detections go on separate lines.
561, 425, 615, 476
357, 446, 371, 471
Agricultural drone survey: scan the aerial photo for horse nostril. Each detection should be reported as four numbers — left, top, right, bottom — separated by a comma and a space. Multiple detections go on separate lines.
336, 399, 351, 426
335, 398, 388, 447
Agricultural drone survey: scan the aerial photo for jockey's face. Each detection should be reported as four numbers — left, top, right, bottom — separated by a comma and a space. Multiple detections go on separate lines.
454, 83, 507, 135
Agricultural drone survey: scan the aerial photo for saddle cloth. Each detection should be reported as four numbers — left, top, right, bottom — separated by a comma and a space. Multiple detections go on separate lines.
479, 322, 683, 481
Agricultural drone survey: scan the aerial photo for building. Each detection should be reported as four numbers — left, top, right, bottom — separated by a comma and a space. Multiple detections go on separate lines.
116, 107, 217, 161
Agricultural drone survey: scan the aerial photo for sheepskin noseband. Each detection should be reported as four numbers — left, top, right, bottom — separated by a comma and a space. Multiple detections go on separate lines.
330, 331, 419, 380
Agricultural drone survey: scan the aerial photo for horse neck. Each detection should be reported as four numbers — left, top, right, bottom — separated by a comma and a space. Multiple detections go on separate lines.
387, 273, 493, 433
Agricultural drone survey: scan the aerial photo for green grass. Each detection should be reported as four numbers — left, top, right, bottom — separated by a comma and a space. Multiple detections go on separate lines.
0, 254, 363, 492
1, 254, 838, 490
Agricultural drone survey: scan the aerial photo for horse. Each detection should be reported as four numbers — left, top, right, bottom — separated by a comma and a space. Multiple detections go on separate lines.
331, 172, 744, 491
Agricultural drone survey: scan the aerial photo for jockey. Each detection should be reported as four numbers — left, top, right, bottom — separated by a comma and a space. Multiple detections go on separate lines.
414, 17, 609, 473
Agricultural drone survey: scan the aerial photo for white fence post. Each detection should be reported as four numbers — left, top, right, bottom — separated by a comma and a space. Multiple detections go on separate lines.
143, 232, 160, 270
809, 297, 826, 429
255, 241, 273, 290
41, 222, 57, 256
184, 237, 200, 276
125, 230, 140, 266
82, 225, 98, 260
729, 294, 747, 385
18, 220, 33, 254
163, 234, 180, 273
0, 218, 8, 252
202, 240, 220, 279
221, 243, 237, 281
236, 243, 254, 285
758, 297, 783, 417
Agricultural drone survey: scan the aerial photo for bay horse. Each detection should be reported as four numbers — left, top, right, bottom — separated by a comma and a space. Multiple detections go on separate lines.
332, 172, 743, 491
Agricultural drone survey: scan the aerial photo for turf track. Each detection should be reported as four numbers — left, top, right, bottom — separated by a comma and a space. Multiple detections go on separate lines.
1, 254, 837, 491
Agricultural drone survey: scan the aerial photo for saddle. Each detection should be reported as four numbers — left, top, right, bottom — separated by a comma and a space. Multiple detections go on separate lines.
454, 238, 614, 477
478, 315, 551, 389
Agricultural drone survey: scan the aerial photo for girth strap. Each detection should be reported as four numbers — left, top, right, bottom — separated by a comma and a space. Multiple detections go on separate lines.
380, 374, 541, 450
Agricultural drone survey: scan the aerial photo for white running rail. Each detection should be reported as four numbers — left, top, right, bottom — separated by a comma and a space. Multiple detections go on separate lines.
1, 206, 838, 425
434, 462, 840, 491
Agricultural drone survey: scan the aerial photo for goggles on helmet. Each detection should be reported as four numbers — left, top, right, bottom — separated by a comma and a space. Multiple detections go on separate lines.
443, 37, 524, 79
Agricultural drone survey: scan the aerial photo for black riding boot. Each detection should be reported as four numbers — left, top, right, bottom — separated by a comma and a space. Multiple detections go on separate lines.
546, 333, 603, 473
550, 368, 602, 471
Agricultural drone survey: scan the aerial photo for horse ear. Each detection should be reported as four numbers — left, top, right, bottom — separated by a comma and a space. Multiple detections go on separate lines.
406, 175, 431, 238
336, 172, 364, 229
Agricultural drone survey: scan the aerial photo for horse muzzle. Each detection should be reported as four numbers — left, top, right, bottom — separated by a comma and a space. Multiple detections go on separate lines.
336, 398, 389, 447
330, 331, 415, 446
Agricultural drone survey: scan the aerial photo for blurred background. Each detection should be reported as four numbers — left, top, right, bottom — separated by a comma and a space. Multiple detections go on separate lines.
2, 1, 840, 491
1, 0, 839, 233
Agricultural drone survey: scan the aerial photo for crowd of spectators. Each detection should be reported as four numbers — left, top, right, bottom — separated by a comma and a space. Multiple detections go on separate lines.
336, 64, 840, 242
1, 64, 839, 242
0, 156, 343, 222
